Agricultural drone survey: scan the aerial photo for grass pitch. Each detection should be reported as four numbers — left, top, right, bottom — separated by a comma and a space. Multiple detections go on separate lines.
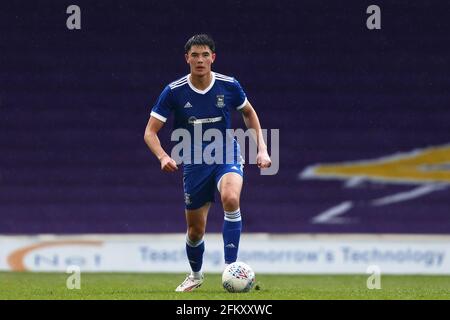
0, 272, 449, 300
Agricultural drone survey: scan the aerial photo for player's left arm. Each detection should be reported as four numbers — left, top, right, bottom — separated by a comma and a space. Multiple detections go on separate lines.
240, 102, 272, 168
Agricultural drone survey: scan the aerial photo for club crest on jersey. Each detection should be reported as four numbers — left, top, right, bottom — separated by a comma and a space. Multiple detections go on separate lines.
216, 95, 225, 108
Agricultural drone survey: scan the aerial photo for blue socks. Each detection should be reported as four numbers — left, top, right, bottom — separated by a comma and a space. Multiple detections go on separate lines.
222, 208, 242, 264
185, 208, 242, 273
185, 235, 204, 275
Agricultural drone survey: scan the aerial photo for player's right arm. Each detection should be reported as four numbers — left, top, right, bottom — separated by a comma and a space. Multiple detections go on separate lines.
144, 116, 178, 172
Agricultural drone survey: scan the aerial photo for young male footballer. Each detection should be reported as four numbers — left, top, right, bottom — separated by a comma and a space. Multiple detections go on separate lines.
144, 34, 271, 291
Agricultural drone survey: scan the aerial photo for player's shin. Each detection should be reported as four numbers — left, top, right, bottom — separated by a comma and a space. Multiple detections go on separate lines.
222, 208, 242, 264
185, 235, 205, 279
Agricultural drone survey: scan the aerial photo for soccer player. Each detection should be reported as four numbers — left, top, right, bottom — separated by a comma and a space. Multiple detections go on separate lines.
144, 34, 271, 292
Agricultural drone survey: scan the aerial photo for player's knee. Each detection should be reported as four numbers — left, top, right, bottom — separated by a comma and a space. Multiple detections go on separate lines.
221, 192, 240, 210
187, 227, 205, 243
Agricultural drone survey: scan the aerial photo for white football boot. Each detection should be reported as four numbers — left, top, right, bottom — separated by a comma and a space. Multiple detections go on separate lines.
175, 274, 204, 292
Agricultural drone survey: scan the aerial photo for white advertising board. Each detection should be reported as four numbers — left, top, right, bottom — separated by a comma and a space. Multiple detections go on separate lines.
0, 234, 449, 274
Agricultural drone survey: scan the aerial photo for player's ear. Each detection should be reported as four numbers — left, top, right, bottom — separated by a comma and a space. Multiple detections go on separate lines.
185, 53, 189, 64
211, 53, 216, 63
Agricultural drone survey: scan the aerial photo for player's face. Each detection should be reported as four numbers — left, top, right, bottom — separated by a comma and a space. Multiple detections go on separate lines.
185, 45, 216, 77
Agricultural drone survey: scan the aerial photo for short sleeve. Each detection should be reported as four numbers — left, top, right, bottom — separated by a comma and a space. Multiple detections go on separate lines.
232, 79, 248, 111
150, 85, 173, 122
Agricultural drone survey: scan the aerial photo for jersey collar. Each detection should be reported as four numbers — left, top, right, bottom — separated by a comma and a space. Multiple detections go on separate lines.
187, 72, 216, 95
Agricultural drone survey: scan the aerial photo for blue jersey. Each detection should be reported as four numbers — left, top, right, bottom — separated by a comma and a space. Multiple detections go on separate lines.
150, 72, 248, 165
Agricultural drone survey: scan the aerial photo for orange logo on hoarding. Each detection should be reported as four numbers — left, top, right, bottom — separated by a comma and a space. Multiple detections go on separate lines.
7, 240, 103, 271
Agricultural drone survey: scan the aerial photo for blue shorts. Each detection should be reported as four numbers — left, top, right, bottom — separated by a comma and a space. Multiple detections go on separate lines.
183, 162, 244, 210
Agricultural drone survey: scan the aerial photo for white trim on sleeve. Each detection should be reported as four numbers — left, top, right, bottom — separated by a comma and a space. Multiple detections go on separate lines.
150, 111, 167, 123
236, 98, 248, 111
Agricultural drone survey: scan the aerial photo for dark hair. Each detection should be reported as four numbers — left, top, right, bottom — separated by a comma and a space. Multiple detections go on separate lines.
184, 34, 216, 53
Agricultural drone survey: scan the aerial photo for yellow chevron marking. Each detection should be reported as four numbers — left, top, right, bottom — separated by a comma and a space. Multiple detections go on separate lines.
306, 145, 450, 184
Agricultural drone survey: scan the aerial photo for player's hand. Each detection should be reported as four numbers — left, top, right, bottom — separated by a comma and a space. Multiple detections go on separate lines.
256, 150, 272, 168
160, 155, 178, 172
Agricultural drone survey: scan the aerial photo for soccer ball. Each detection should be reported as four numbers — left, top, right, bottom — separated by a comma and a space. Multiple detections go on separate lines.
222, 262, 255, 293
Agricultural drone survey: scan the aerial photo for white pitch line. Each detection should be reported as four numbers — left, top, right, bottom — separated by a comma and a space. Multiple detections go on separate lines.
344, 177, 365, 188
311, 201, 354, 224
370, 183, 448, 207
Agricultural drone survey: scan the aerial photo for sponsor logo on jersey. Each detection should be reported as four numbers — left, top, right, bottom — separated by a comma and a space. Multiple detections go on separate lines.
184, 102, 193, 108
187, 116, 222, 125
